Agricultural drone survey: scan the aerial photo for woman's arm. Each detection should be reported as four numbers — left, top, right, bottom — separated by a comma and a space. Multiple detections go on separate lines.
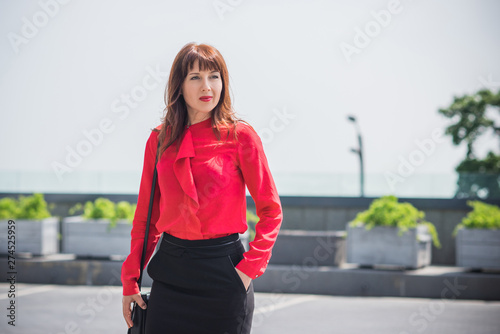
121, 130, 162, 296
235, 123, 283, 280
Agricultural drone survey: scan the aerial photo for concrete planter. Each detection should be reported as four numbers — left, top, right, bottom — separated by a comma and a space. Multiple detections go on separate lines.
0, 217, 59, 256
62, 216, 132, 257
269, 230, 346, 266
346, 224, 432, 269
456, 228, 500, 269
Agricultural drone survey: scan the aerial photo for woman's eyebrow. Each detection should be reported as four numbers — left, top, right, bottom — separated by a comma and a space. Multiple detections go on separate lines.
188, 70, 220, 75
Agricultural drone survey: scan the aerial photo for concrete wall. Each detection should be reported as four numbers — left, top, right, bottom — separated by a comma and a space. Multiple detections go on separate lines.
254, 196, 500, 266
2, 193, 499, 266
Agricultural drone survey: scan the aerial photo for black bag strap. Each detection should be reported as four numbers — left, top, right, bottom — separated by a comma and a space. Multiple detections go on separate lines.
137, 138, 162, 291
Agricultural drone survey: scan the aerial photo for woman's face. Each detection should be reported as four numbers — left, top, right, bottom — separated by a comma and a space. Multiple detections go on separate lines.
181, 61, 222, 121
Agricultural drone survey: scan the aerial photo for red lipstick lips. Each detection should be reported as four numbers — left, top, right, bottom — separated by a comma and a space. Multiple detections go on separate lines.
199, 96, 213, 102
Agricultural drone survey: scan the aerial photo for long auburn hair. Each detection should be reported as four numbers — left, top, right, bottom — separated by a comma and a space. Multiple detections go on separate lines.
155, 43, 241, 159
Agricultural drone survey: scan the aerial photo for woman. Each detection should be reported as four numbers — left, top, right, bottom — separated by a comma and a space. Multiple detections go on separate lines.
121, 43, 283, 334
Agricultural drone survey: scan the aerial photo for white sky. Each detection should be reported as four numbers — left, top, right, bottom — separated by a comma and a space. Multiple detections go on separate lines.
0, 0, 499, 196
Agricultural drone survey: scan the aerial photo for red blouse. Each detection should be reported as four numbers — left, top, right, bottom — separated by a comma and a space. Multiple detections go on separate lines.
121, 118, 283, 296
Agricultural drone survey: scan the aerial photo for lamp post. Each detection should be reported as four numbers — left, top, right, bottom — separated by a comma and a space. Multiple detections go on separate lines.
347, 115, 365, 197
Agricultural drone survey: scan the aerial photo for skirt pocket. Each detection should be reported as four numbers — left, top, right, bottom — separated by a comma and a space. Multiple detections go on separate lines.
227, 253, 249, 294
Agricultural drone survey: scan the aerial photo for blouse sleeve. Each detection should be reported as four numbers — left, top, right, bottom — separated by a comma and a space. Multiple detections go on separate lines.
235, 123, 283, 279
121, 130, 162, 296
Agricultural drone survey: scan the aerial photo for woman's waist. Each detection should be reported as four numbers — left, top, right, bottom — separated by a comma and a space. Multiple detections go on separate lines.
162, 231, 239, 247
158, 231, 244, 258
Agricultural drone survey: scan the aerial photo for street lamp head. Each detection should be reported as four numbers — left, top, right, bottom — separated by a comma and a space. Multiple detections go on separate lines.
347, 115, 356, 122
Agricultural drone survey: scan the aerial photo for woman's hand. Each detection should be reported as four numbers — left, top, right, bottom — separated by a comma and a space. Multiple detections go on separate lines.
122, 293, 147, 328
235, 268, 252, 291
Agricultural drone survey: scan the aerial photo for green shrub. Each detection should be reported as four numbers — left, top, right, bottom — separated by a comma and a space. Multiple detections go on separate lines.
349, 195, 441, 248
453, 201, 500, 236
0, 197, 19, 219
69, 198, 136, 228
0, 193, 51, 220
115, 201, 137, 222
83, 198, 116, 221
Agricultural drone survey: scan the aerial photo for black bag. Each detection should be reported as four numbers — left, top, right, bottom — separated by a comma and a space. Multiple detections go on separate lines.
128, 293, 149, 334
127, 139, 161, 334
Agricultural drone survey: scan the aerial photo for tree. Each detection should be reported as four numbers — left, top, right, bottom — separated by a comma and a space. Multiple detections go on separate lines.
438, 89, 500, 199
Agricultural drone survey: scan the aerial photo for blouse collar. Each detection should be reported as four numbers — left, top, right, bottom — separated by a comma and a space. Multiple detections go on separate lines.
186, 117, 212, 130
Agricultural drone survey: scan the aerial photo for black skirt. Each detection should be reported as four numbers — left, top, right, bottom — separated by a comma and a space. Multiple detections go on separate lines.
145, 232, 254, 334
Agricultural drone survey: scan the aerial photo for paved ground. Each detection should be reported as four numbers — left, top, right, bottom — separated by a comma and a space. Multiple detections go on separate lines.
0, 283, 499, 334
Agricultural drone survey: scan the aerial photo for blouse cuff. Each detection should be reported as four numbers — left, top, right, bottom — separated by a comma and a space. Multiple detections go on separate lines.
122, 280, 140, 296
235, 255, 270, 279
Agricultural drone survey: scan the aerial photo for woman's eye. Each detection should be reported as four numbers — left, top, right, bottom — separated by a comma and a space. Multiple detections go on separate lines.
190, 76, 199, 80
211, 75, 219, 79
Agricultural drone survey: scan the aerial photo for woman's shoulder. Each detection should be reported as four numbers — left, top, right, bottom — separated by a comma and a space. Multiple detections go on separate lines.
150, 123, 170, 137
215, 119, 257, 141
233, 120, 263, 146
144, 124, 162, 146
234, 120, 257, 137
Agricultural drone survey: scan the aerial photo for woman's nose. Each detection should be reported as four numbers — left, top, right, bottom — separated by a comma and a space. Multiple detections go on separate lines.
201, 77, 211, 91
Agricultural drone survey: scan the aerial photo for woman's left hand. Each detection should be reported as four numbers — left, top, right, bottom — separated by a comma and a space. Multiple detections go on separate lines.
235, 268, 252, 291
